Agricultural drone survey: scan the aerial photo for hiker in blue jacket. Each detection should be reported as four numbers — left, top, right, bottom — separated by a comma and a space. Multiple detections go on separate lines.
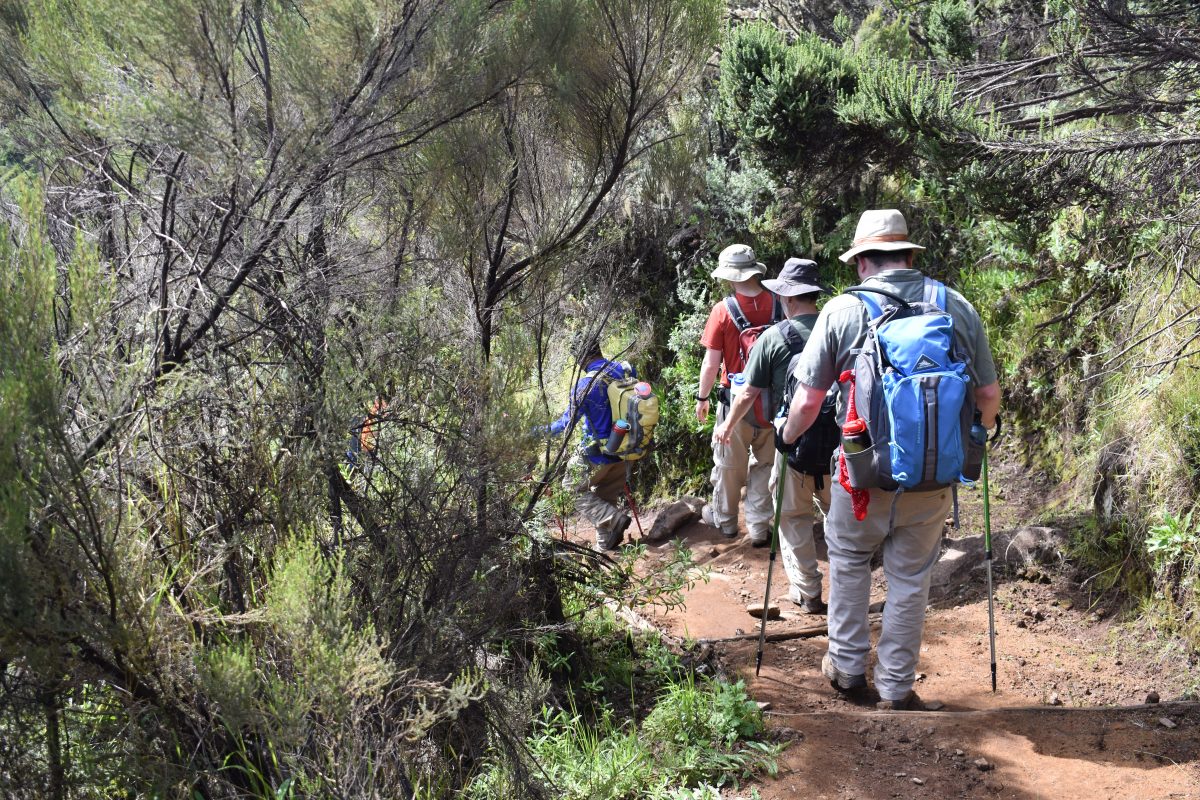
544, 332, 633, 551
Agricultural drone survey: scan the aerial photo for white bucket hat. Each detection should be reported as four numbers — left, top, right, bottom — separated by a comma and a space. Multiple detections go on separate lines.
711, 243, 766, 282
838, 209, 926, 263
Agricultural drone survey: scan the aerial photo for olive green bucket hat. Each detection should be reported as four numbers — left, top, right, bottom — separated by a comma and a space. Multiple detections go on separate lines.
711, 243, 766, 282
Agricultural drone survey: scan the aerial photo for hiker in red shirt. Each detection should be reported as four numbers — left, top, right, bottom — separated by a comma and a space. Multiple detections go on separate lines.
695, 244, 783, 543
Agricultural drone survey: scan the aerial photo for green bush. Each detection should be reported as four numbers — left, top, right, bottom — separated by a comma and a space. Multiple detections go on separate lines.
467, 676, 777, 800
925, 0, 975, 62
717, 22, 856, 173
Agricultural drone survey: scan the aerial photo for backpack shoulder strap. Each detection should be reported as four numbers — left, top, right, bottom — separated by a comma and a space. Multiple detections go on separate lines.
845, 284, 912, 320
923, 277, 947, 310
855, 291, 884, 320
582, 362, 613, 389
775, 319, 807, 354
725, 295, 750, 331
771, 294, 784, 323
586, 360, 632, 382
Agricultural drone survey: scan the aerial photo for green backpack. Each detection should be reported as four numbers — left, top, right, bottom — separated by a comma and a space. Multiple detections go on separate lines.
585, 361, 660, 460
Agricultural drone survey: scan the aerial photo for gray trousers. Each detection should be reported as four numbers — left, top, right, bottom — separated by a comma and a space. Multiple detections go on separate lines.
563, 455, 628, 546
824, 481, 950, 701
709, 403, 775, 537
769, 466, 830, 601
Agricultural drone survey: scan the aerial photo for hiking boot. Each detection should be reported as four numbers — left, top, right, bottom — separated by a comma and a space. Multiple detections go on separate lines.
614, 513, 631, 541
788, 591, 827, 614
748, 529, 770, 548
701, 505, 738, 538
597, 515, 631, 551
876, 691, 927, 711
799, 595, 827, 615
821, 652, 867, 693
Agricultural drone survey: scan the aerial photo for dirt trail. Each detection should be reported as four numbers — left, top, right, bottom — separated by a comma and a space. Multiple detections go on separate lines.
568, 454, 1200, 798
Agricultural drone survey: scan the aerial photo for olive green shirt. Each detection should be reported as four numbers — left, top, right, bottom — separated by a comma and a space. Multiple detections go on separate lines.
743, 313, 819, 418
792, 270, 998, 425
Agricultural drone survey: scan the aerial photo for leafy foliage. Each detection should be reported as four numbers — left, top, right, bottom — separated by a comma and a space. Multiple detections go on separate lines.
465, 609, 778, 800
0, 1, 720, 797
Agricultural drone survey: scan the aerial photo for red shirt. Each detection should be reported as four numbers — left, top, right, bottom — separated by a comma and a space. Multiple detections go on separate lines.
700, 291, 778, 385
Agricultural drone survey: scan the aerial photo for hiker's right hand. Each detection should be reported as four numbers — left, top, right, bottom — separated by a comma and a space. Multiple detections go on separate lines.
773, 416, 793, 453
695, 398, 709, 424
713, 419, 733, 446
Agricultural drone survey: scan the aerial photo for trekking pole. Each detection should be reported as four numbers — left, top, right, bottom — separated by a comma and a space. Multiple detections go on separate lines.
980, 419, 1001, 693
624, 463, 644, 538
755, 451, 789, 677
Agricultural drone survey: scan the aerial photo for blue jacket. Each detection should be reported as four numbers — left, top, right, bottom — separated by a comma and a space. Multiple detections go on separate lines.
549, 358, 633, 464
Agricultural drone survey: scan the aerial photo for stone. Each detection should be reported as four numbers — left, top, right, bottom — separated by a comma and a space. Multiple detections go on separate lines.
973, 758, 993, 772
925, 700, 945, 711
1158, 717, 1178, 729
928, 535, 985, 601
746, 602, 780, 620
1146, 691, 1160, 704
1001, 526, 1067, 568
1048, 692, 1063, 706
643, 496, 704, 543
911, 777, 925, 786
756, 701, 772, 711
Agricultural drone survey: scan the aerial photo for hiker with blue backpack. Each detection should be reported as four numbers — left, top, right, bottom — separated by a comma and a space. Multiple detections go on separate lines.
713, 258, 839, 614
695, 244, 784, 543
543, 332, 659, 551
778, 210, 1001, 711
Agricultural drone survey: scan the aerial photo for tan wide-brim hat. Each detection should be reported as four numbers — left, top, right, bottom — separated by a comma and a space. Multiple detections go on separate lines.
711, 243, 766, 282
838, 209, 927, 263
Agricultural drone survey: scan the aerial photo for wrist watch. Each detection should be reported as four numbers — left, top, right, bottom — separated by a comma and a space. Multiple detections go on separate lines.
695, 393, 709, 402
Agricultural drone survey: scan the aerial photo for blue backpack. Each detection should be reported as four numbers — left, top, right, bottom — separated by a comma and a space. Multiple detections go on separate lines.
843, 278, 974, 492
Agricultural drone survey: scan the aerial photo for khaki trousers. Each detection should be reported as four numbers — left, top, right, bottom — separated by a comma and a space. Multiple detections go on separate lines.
709, 403, 775, 537
824, 481, 950, 701
769, 466, 830, 601
563, 455, 628, 547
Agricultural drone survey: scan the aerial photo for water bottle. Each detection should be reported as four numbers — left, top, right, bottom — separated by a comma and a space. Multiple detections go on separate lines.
729, 373, 747, 400
969, 421, 988, 447
606, 418, 631, 454
841, 418, 871, 453
635, 381, 653, 399
962, 419, 987, 481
